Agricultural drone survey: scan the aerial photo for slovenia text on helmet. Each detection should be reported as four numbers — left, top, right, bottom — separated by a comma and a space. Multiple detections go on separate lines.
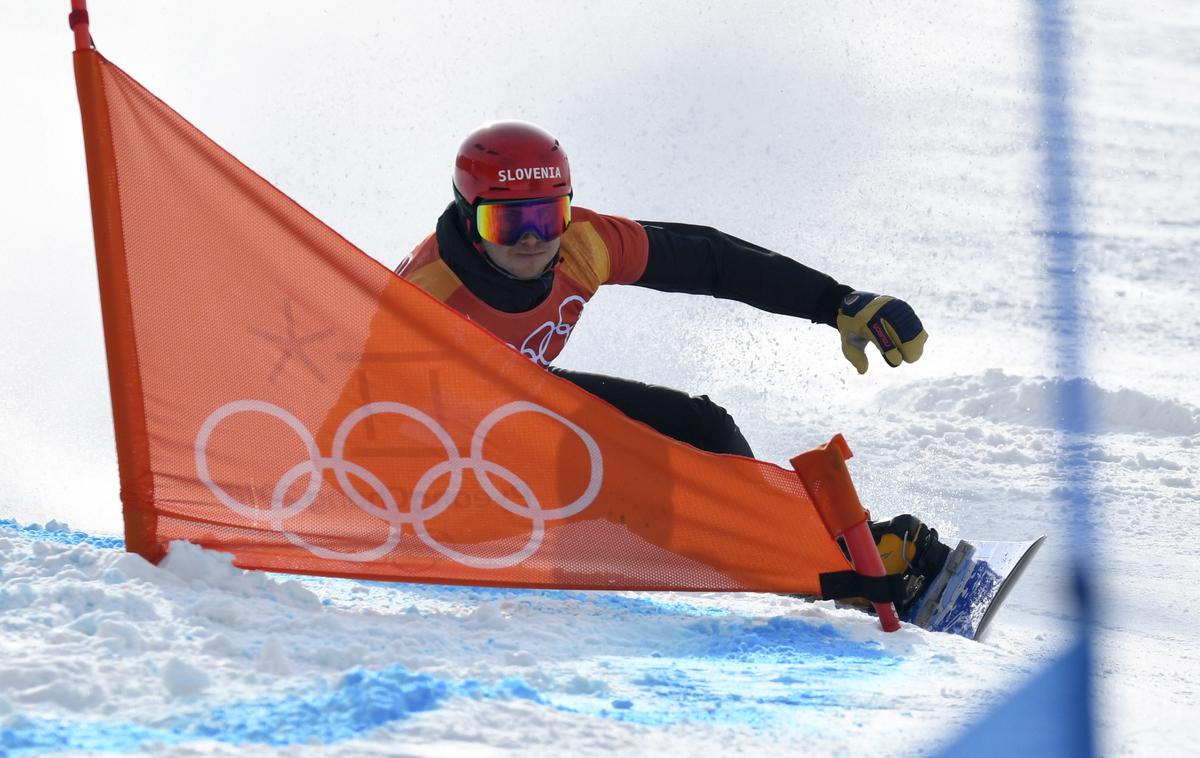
452, 121, 572, 244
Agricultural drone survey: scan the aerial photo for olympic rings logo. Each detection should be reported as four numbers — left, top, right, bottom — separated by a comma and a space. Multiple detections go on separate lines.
515, 295, 585, 366
195, 400, 603, 568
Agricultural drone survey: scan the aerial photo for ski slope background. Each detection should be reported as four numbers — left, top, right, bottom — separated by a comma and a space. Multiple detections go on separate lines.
2, 1, 1197, 755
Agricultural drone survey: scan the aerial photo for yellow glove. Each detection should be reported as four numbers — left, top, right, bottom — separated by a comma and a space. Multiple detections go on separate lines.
836, 291, 928, 374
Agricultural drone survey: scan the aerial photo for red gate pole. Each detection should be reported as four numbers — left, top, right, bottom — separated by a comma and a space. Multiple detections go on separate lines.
840, 521, 901, 632
791, 435, 901, 632
69, 0, 92, 51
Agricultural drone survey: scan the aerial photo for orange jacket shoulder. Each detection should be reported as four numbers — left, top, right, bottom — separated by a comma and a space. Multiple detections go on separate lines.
559, 207, 649, 293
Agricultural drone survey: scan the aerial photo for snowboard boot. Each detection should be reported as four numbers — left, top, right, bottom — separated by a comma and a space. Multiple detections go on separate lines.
869, 514, 951, 615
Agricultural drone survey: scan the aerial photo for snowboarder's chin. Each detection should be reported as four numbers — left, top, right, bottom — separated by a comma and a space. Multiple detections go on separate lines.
482, 239, 560, 278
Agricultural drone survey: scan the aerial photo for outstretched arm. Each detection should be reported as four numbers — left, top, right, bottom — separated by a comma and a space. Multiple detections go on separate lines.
633, 221, 926, 372
634, 220, 851, 326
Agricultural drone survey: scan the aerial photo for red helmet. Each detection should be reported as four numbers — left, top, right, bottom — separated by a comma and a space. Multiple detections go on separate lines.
453, 121, 572, 205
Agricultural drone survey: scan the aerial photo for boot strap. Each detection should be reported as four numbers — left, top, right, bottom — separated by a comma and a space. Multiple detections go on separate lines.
818, 570, 908, 604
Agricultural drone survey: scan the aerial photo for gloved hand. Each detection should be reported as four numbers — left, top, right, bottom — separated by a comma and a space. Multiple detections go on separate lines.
836, 291, 928, 374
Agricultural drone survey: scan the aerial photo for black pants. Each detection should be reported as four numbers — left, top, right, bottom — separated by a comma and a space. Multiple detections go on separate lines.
549, 367, 754, 457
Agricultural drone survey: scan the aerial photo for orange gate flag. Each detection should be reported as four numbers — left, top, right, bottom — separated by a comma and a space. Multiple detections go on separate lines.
73, 47, 858, 593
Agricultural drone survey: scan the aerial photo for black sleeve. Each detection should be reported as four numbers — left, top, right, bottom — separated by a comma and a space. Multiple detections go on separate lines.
633, 221, 853, 327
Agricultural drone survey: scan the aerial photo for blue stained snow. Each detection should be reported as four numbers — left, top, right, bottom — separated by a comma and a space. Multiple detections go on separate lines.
0, 716, 185, 756
296, 576, 738, 619
559, 658, 880, 729
1, 520, 901, 748
685, 616, 891, 663
0, 519, 124, 550
183, 666, 454, 746
0, 610, 897, 753
0, 665, 544, 756
554, 619, 898, 729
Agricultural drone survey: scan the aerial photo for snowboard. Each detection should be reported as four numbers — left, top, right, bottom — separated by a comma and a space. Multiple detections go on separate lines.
902, 536, 1045, 641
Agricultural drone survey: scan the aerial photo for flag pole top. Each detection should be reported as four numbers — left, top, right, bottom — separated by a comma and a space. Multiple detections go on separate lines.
69, 0, 92, 52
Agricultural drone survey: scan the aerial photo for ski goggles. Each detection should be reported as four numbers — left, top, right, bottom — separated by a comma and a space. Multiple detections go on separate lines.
475, 195, 571, 246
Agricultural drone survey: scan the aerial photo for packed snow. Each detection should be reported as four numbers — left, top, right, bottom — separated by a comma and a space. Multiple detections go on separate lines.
0, 520, 1043, 756
1, 1, 1197, 755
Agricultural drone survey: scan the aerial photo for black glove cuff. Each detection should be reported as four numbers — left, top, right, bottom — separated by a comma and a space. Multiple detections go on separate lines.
816, 283, 855, 327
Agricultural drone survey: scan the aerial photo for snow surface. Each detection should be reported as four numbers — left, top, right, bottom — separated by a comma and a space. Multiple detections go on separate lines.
0, 520, 1046, 757
2, 1, 1198, 755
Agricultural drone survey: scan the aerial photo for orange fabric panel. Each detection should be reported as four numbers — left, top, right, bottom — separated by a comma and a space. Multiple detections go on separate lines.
789, 434, 869, 537
74, 49, 854, 592
73, 50, 160, 561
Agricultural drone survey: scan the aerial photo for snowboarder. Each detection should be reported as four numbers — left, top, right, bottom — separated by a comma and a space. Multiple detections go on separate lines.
396, 121, 947, 610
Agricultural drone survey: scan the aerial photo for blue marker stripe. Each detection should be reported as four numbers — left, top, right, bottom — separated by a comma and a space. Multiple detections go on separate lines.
1034, 1, 1097, 748
0, 519, 124, 549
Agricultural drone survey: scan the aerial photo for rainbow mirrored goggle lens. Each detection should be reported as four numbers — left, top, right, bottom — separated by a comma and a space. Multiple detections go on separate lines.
475, 195, 571, 246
